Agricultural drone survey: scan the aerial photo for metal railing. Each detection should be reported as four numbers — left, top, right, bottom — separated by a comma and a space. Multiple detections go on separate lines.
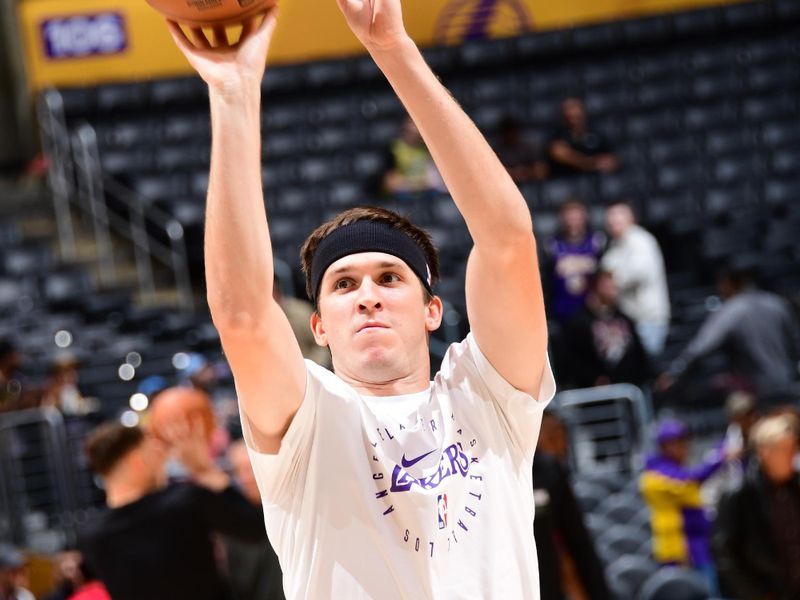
552, 384, 653, 475
0, 408, 92, 550
37, 89, 195, 311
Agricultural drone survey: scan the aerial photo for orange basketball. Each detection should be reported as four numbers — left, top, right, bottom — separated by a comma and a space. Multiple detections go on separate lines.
146, 0, 276, 28
149, 387, 216, 444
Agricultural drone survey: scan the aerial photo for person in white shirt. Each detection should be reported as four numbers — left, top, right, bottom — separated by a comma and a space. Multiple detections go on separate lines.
166, 1, 555, 598
601, 201, 671, 357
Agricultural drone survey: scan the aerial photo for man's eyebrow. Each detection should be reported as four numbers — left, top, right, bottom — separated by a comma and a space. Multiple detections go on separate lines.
329, 260, 403, 275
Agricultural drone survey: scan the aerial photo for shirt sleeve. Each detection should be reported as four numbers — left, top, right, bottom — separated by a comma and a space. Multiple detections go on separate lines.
460, 333, 557, 458
239, 361, 321, 507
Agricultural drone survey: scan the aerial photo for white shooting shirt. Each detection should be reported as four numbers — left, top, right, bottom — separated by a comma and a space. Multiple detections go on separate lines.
242, 333, 556, 599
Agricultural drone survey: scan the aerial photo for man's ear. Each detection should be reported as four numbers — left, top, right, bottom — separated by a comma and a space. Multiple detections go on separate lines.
311, 310, 329, 347
425, 295, 444, 333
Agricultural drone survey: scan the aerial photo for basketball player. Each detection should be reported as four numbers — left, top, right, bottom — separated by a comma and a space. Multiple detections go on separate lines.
167, 1, 555, 597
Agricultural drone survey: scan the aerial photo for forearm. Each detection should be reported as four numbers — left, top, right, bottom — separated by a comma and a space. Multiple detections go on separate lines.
551, 144, 596, 171
369, 38, 532, 248
205, 84, 275, 327
192, 465, 231, 492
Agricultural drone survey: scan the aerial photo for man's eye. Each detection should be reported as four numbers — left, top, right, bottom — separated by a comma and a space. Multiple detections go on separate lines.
381, 273, 400, 284
334, 279, 352, 290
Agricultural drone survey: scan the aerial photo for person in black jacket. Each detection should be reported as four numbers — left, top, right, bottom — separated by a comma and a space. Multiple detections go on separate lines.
79, 419, 266, 600
533, 451, 611, 600
712, 414, 800, 600
561, 270, 650, 388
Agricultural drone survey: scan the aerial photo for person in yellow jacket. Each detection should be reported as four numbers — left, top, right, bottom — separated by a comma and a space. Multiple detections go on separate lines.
640, 419, 733, 595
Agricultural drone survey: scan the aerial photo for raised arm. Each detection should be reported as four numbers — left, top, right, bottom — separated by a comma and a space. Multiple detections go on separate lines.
167, 15, 305, 453
337, 0, 547, 395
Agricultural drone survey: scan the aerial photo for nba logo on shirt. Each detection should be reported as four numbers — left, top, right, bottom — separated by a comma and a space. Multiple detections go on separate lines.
437, 494, 448, 529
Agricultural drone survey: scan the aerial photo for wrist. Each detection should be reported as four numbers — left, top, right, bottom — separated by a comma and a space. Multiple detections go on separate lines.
366, 34, 417, 64
191, 465, 230, 491
208, 76, 262, 105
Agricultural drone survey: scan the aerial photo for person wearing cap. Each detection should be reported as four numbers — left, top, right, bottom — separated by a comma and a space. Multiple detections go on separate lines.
166, 1, 554, 598
0, 544, 34, 600
713, 414, 800, 600
640, 419, 736, 593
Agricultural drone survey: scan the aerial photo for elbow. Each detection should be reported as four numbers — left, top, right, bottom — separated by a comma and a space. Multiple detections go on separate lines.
209, 301, 272, 336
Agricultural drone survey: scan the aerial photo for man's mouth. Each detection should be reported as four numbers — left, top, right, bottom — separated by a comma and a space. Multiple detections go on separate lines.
358, 321, 390, 333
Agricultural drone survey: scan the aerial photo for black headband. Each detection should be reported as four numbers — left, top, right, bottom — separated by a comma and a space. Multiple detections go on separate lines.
310, 220, 433, 305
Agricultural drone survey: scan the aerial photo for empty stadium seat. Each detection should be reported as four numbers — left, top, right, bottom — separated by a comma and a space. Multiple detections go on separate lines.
572, 480, 608, 514
600, 493, 646, 524
597, 525, 650, 563
639, 567, 710, 600
606, 555, 659, 600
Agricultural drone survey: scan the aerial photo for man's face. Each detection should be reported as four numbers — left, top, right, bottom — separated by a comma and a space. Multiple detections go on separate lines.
662, 437, 690, 464
401, 119, 423, 146
312, 252, 442, 384
594, 274, 618, 305
732, 410, 759, 440
128, 434, 168, 488
562, 99, 586, 131
560, 204, 588, 238
605, 204, 634, 239
759, 435, 798, 485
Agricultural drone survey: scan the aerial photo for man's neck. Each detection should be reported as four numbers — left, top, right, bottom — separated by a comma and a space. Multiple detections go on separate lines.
337, 367, 431, 397
104, 479, 160, 509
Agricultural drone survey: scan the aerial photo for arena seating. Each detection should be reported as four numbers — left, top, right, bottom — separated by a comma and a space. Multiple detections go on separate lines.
22, 0, 799, 423
3, 2, 797, 590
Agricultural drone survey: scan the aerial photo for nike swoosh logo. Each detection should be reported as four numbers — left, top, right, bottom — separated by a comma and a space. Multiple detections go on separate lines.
401, 449, 436, 468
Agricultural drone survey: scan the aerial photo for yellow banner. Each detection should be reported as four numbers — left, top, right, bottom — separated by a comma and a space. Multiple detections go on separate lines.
17, 0, 742, 91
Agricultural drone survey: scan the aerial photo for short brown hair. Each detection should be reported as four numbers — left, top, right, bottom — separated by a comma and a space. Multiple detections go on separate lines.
84, 422, 144, 476
299, 207, 440, 302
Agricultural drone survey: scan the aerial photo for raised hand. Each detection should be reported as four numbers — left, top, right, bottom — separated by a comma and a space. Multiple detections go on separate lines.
336, 0, 409, 52
166, 8, 278, 91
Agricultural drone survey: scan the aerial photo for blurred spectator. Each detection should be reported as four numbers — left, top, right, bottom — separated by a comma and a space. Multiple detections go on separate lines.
274, 276, 331, 368
43, 550, 84, 600
640, 419, 733, 595
381, 117, 445, 198
137, 375, 170, 402
548, 98, 618, 177
601, 201, 670, 357
0, 339, 39, 413
225, 440, 285, 600
533, 451, 611, 600
65, 560, 110, 600
538, 411, 570, 465
41, 355, 97, 416
177, 353, 219, 394
493, 115, 548, 183
0, 544, 34, 600
79, 420, 264, 600
705, 392, 760, 507
713, 415, 800, 600
561, 270, 650, 388
545, 200, 606, 324
660, 264, 800, 398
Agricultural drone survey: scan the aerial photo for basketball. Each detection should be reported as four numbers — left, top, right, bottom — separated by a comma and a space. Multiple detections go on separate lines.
145, 0, 277, 28
149, 387, 216, 444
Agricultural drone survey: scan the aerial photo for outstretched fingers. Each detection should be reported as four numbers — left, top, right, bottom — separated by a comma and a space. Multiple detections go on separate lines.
211, 25, 228, 47
189, 26, 212, 49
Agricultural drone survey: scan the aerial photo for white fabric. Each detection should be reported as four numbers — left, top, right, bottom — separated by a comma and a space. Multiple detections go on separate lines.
241, 333, 556, 600
601, 224, 671, 325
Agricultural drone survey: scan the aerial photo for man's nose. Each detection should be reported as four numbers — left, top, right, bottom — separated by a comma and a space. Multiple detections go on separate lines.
357, 277, 382, 311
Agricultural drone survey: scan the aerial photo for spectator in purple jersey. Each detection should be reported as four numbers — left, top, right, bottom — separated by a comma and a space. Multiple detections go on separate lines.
545, 199, 606, 323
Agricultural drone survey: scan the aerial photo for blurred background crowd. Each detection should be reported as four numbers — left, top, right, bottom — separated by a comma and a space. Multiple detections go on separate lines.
1, 0, 800, 598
